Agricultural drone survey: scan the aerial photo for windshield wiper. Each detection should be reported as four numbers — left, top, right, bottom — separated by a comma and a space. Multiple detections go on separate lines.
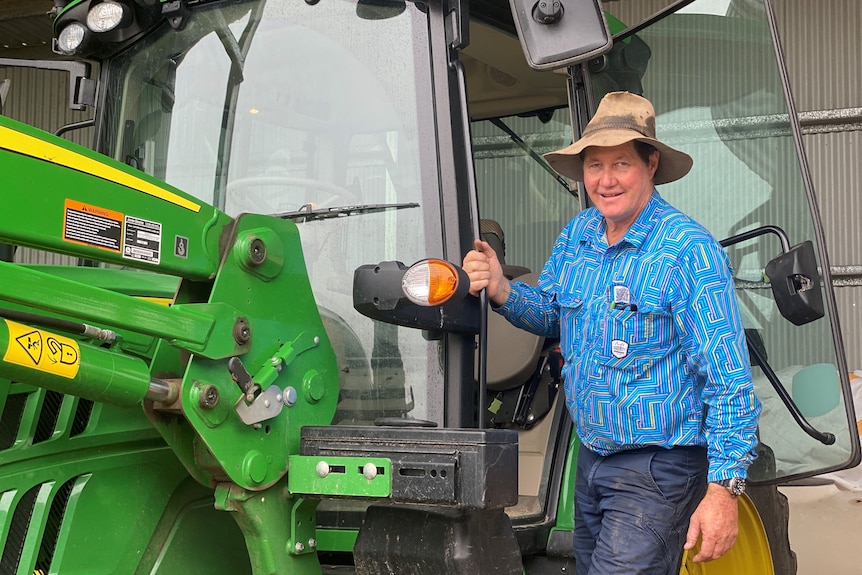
277, 202, 420, 222
490, 117, 577, 198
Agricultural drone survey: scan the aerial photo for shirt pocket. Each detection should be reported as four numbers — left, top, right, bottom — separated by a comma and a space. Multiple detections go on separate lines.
598, 306, 673, 375
556, 292, 584, 358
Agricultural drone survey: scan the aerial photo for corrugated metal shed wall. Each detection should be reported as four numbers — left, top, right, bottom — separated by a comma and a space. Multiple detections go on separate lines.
1, 47, 95, 266
603, 0, 862, 369
772, 0, 862, 370
0, 64, 94, 146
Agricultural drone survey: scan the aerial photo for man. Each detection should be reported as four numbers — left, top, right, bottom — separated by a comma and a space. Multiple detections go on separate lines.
463, 92, 761, 574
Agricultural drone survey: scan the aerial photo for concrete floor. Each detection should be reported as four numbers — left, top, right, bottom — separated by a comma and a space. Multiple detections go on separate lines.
781, 484, 862, 575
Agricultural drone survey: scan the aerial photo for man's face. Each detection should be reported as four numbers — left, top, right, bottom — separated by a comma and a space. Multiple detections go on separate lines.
582, 141, 659, 235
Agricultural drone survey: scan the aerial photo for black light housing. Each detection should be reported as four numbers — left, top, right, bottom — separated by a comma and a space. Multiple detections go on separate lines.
353, 260, 480, 334
53, 0, 167, 57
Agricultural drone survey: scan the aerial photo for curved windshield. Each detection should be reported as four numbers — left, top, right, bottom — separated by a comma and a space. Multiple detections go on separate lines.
101, 0, 445, 425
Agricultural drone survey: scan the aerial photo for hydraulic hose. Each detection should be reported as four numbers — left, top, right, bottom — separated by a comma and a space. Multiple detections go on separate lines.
0, 307, 116, 343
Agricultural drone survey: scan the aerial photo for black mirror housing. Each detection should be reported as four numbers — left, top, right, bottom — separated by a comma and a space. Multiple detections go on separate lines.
509, 0, 612, 70
764, 240, 825, 326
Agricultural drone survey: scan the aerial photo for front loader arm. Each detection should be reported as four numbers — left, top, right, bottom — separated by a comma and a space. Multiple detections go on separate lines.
0, 113, 338, 493
0, 116, 226, 281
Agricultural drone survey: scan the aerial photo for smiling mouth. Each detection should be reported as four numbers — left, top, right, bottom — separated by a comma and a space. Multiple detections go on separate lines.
599, 191, 624, 198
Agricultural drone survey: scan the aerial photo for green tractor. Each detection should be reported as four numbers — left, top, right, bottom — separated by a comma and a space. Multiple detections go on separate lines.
0, 0, 858, 574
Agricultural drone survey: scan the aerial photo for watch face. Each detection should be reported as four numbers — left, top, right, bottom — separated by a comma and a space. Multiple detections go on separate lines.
729, 477, 746, 496
715, 478, 746, 496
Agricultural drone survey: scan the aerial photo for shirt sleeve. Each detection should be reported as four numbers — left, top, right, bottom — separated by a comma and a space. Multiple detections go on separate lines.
672, 239, 762, 482
494, 221, 575, 338
495, 280, 561, 338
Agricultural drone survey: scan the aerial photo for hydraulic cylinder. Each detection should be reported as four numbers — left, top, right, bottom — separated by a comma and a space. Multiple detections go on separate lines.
0, 319, 159, 407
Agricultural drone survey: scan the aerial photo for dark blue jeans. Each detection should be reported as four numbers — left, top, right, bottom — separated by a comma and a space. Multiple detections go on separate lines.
574, 444, 708, 575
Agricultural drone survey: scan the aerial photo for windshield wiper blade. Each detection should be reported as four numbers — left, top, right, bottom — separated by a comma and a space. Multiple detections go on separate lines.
490, 117, 577, 198
277, 202, 420, 222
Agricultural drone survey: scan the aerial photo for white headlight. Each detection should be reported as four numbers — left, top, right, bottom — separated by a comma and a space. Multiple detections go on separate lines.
56, 22, 87, 54
87, 1, 127, 33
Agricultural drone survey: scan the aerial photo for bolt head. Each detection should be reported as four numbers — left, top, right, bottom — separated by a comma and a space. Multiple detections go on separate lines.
363, 462, 378, 480
198, 385, 219, 409
248, 238, 267, 266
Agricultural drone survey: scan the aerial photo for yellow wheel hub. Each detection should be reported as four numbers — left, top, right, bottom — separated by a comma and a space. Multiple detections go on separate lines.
680, 494, 774, 575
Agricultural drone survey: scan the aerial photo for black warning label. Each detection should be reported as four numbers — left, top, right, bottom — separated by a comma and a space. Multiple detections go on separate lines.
63, 199, 122, 252
122, 215, 162, 265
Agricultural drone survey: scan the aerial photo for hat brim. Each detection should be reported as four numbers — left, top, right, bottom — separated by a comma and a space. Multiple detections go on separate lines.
543, 128, 693, 185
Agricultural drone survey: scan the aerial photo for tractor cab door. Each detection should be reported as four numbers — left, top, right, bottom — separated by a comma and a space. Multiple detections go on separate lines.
582, 0, 860, 485
467, 0, 859, 567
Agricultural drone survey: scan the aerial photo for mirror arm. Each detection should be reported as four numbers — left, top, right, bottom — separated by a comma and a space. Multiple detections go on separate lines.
54, 118, 96, 138
746, 335, 835, 445
720, 224, 791, 253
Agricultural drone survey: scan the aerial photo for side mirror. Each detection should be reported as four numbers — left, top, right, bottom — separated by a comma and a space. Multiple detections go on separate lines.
764, 240, 825, 326
353, 260, 480, 333
0, 58, 95, 111
509, 0, 612, 70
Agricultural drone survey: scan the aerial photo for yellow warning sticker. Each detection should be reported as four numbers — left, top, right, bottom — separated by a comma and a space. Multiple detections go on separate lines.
3, 320, 80, 379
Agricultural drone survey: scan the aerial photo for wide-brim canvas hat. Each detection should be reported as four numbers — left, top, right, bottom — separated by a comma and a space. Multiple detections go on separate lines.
544, 91, 693, 185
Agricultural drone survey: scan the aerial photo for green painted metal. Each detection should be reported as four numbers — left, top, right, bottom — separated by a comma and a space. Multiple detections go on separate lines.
1, 116, 339, 572
145, 212, 340, 491
549, 431, 579, 536
21, 266, 180, 299
5, 266, 179, 360
0, 115, 231, 281
288, 455, 391, 498
214, 483, 323, 575
134, 479, 252, 575
0, 319, 152, 406
0, 380, 251, 575
315, 529, 359, 554
0, 261, 224, 355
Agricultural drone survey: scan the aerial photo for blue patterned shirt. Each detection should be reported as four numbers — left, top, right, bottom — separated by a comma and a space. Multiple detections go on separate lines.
497, 192, 761, 481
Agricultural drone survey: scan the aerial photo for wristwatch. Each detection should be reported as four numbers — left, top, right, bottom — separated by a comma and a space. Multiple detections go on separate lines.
712, 477, 746, 497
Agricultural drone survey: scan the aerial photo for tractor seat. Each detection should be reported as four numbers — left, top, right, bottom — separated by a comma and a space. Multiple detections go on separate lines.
476, 220, 545, 392
480, 219, 530, 280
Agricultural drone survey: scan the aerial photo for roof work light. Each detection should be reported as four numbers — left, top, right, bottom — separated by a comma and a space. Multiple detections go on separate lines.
86, 1, 130, 33
53, 0, 169, 57
55, 21, 88, 54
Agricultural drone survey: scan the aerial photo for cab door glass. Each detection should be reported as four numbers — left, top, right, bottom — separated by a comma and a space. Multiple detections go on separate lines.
595, 0, 858, 482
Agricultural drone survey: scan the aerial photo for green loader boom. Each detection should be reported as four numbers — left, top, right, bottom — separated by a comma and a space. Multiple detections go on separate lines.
0, 113, 349, 574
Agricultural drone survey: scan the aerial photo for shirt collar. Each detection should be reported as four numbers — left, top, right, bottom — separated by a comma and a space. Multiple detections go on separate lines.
623, 191, 664, 249
583, 190, 664, 250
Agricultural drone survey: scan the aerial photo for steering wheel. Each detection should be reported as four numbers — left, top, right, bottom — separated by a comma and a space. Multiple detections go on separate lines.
225, 176, 357, 213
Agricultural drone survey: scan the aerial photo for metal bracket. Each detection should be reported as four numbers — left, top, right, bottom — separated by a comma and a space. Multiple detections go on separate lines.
234, 384, 284, 425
